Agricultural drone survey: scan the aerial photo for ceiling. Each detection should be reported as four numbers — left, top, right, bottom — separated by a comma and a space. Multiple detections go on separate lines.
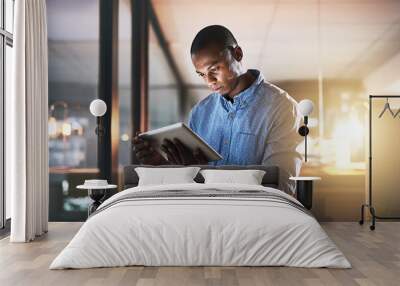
152, 0, 400, 85
47, 0, 400, 92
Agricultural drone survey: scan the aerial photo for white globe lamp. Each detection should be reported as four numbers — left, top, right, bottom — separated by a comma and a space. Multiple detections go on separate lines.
298, 99, 314, 117
90, 99, 107, 117
89, 99, 107, 138
297, 99, 314, 162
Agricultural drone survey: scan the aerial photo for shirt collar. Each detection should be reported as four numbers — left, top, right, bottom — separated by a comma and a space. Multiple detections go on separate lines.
220, 69, 264, 111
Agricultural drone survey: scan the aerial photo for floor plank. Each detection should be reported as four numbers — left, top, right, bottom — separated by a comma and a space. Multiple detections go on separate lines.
0, 222, 399, 286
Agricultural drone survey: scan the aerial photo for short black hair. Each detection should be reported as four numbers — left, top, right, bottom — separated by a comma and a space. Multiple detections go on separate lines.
190, 25, 238, 55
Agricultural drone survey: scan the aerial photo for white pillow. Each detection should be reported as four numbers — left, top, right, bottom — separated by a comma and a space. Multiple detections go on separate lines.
200, 169, 266, 185
135, 167, 201, 186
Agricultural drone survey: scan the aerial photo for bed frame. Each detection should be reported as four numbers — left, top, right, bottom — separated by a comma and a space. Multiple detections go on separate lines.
123, 165, 280, 190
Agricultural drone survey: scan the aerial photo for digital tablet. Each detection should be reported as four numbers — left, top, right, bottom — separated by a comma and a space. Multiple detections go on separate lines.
138, 122, 223, 162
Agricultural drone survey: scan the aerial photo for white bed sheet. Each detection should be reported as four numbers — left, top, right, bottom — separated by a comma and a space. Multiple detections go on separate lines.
50, 183, 351, 269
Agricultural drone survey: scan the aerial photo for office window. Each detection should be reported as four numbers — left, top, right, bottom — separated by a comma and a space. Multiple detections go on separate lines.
5, 0, 13, 33
1, 0, 14, 229
47, 0, 99, 221
148, 24, 180, 129
118, 0, 132, 172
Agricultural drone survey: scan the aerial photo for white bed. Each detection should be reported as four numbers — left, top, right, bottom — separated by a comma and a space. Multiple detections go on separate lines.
50, 183, 351, 269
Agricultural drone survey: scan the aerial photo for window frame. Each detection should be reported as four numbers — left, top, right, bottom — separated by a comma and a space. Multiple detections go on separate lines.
0, 0, 14, 231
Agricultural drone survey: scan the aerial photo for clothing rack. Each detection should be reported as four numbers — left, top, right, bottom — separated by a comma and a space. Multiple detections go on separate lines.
360, 95, 400, 230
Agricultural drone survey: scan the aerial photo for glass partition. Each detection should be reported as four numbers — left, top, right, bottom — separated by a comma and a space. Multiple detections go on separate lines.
148, 24, 180, 129
118, 0, 132, 175
47, 0, 100, 221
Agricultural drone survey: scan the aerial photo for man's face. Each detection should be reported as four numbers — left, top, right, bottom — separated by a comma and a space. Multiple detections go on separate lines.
191, 44, 243, 96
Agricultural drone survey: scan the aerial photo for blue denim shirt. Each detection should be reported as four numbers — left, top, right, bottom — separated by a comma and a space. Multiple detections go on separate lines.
188, 69, 302, 194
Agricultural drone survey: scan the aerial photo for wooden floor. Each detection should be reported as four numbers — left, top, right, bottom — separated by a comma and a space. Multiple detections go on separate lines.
0, 222, 399, 286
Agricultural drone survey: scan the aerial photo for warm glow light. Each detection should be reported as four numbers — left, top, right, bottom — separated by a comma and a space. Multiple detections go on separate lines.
121, 133, 129, 141
76, 127, 83, 136
62, 123, 72, 136
332, 115, 364, 169
71, 120, 84, 136
48, 116, 57, 138
334, 136, 351, 169
319, 138, 335, 165
308, 117, 318, 128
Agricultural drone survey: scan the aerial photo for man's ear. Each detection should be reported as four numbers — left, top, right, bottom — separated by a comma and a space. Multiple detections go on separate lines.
232, 46, 243, 62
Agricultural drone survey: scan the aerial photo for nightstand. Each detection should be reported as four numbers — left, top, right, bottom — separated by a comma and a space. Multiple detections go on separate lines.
289, 176, 321, 210
77, 180, 117, 216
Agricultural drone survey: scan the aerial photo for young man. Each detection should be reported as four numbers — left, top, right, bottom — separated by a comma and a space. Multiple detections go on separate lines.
133, 25, 302, 194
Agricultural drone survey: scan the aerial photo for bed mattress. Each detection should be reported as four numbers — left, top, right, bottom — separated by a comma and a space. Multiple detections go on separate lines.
50, 183, 351, 269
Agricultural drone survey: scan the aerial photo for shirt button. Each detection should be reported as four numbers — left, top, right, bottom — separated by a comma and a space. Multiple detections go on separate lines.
224, 140, 229, 145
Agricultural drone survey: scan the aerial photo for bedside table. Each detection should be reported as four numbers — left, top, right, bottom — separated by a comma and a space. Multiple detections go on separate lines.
289, 176, 321, 210
77, 181, 117, 216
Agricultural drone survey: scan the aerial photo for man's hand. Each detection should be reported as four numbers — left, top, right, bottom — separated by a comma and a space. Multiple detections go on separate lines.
160, 138, 209, 165
132, 134, 169, 165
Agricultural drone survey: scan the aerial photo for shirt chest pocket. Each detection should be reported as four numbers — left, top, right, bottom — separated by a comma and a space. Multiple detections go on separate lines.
233, 132, 259, 165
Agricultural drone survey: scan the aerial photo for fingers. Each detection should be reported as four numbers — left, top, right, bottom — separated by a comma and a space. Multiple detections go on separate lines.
162, 139, 208, 165
133, 142, 151, 160
162, 139, 181, 164
160, 144, 178, 164
132, 134, 150, 150
133, 142, 149, 151
132, 136, 144, 148
132, 136, 145, 145
136, 148, 153, 160
160, 146, 172, 163
132, 131, 141, 142
173, 139, 188, 164
134, 136, 208, 165
164, 139, 181, 164
132, 134, 155, 163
